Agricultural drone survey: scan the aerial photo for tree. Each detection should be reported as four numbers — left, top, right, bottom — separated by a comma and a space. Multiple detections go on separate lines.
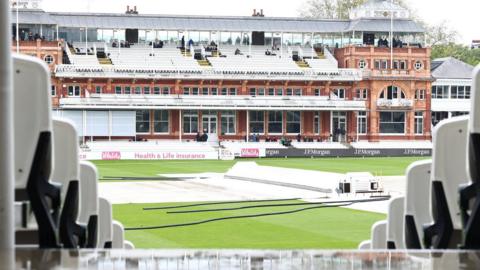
299, 0, 367, 19
431, 44, 480, 66
424, 21, 458, 46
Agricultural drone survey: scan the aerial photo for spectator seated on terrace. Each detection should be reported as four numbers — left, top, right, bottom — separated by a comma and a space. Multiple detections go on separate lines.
377, 37, 389, 48
149, 40, 164, 48
205, 41, 218, 52
392, 37, 403, 48
280, 137, 292, 147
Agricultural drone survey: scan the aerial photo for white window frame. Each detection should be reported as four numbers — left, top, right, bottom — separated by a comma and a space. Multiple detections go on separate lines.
44, 54, 54, 65
379, 111, 406, 135
415, 111, 424, 135
136, 110, 151, 134
286, 111, 301, 135
221, 111, 236, 135
357, 111, 367, 135
183, 110, 199, 134
331, 89, 346, 100
67, 85, 81, 97
153, 110, 169, 134
51, 85, 56, 96
314, 112, 321, 135
414, 60, 423, 70
358, 59, 367, 69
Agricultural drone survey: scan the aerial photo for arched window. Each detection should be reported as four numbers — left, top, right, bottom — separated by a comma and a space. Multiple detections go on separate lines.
379, 86, 406, 100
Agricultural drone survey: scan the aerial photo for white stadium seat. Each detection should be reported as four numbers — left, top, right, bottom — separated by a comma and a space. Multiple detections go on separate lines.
404, 160, 432, 249
79, 161, 99, 248
460, 66, 480, 248
370, 220, 387, 249
124, 240, 135, 249
386, 197, 405, 249
52, 118, 86, 248
423, 116, 469, 249
98, 197, 113, 248
112, 221, 125, 249
358, 240, 371, 250
13, 54, 61, 248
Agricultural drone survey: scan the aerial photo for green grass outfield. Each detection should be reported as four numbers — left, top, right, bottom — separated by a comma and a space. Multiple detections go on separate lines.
92, 156, 427, 180
113, 201, 385, 249
97, 157, 426, 248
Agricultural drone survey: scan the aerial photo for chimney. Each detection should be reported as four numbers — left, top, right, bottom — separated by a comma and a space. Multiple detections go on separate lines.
134, 6, 137, 12
260, 9, 264, 16
126, 5, 130, 13
253, 9, 256, 16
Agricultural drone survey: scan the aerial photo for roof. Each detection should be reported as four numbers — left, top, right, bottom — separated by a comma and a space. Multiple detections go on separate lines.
431, 57, 474, 80
347, 18, 423, 33
11, 9, 424, 34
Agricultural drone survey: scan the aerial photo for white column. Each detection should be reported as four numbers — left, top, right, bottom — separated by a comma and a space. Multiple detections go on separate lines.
249, 32, 252, 56
311, 32, 314, 59
179, 110, 182, 141
56, 24, 59, 41
85, 27, 88, 55
246, 111, 249, 142
0, 0, 15, 251
390, 0, 394, 68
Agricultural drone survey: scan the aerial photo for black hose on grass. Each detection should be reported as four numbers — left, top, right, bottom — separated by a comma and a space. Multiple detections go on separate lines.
142, 197, 305, 211
101, 176, 186, 181
125, 202, 352, 231
165, 197, 391, 214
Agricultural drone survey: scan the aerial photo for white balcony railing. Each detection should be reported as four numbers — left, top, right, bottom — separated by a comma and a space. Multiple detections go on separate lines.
59, 94, 367, 111
54, 64, 363, 82
376, 99, 413, 108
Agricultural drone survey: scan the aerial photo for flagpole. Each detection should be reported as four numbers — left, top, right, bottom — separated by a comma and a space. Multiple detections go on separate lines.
390, 0, 393, 69
16, 1, 19, 53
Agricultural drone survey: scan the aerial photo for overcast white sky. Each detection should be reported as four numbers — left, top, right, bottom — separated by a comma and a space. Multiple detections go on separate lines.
40, 0, 479, 44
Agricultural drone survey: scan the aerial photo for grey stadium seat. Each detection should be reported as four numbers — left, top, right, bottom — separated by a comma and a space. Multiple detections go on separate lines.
387, 197, 405, 249
98, 197, 113, 248
423, 116, 469, 249
371, 220, 387, 249
79, 161, 99, 248
13, 54, 61, 248
404, 160, 432, 249
460, 66, 480, 249
52, 118, 87, 248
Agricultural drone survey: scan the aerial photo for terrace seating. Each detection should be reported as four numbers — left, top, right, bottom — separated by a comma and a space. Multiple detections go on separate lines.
386, 197, 405, 249
370, 220, 387, 249
13, 54, 61, 248
404, 160, 432, 249
423, 116, 469, 249
108, 44, 201, 73
459, 66, 480, 249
